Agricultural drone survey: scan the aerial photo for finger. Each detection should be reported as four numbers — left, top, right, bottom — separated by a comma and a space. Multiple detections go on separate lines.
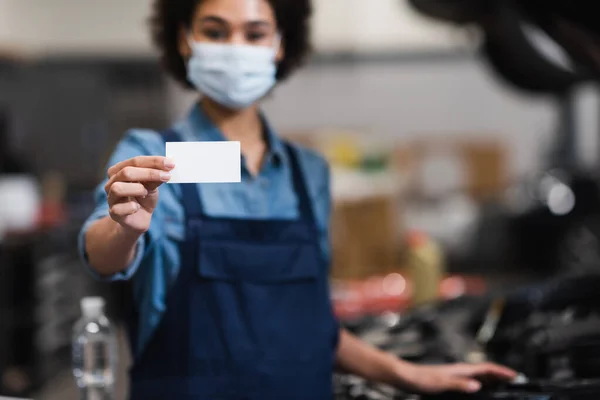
120, 166, 171, 183
446, 363, 475, 375
105, 178, 165, 197
108, 156, 175, 178
473, 363, 518, 380
449, 377, 481, 393
110, 201, 140, 217
108, 195, 133, 207
109, 182, 149, 199
105, 167, 170, 194
107, 187, 149, 208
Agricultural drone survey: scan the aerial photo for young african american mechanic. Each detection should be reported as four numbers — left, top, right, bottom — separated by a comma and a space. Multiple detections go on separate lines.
79, 0, 517, 398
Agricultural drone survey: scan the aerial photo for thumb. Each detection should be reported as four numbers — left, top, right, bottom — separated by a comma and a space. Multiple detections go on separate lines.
450, 378, 481, 393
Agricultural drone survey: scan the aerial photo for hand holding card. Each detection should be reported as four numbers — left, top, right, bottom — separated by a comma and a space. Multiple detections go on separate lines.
165, 141, 242, 184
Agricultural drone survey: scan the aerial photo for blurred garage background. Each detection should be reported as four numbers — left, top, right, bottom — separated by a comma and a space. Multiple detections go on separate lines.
2, 0, 600, 398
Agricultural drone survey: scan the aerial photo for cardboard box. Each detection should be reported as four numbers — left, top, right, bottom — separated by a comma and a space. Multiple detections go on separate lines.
394, 137, 508, 201
281, 130, 407, 280
330, 195, 401, 280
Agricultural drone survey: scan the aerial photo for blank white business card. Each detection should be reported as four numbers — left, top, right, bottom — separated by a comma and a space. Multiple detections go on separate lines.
165, 141, 241, 184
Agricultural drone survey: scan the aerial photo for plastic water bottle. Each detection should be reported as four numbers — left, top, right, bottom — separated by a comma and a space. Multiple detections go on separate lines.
72, 297, 117, 400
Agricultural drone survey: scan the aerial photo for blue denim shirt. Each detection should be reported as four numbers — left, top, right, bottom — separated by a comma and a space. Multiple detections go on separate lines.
78, 105, 331, 356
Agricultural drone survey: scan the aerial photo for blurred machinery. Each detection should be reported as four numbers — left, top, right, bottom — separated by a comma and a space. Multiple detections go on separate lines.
13, 58, 169, 189
335, 274, 600, 399
0, 107, 40, 397
407, 0, 600, 75
405, 0, 600, 275
0, 56, 169, 397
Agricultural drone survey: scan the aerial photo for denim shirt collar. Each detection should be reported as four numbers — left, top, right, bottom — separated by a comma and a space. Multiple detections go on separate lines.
184, 104, 287, 168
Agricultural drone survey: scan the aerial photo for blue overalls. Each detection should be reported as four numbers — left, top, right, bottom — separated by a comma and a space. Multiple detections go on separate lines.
126, 129, 339, 399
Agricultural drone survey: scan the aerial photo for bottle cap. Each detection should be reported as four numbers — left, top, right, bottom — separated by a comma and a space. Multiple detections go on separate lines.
80, 297, 105, 318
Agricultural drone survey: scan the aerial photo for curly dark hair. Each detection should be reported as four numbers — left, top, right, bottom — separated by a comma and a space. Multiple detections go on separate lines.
150, 0, 313, 89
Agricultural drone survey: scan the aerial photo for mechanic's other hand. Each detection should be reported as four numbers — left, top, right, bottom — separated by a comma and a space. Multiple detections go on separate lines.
105, 156, 174, 234
402, 362, 517, 394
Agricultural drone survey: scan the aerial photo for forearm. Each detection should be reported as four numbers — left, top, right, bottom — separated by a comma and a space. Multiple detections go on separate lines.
84, 216, 141, 277
335, 328, 411, 386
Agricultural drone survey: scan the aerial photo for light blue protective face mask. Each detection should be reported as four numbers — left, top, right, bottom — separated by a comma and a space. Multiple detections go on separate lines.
186, 38, 279, 110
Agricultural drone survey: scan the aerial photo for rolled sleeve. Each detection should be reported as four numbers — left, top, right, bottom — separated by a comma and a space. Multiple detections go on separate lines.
291, 144, 332, 264
78, 209, 147, 282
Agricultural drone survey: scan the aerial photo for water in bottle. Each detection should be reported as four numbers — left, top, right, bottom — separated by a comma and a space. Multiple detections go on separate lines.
72, 297, 117, 400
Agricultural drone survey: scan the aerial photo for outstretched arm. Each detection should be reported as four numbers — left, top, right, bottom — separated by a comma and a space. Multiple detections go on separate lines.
335, 328, 517, 394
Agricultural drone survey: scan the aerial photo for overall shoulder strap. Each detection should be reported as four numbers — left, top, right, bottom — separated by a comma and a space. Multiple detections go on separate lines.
161, 128, 183, 143
283, 142, 317, 225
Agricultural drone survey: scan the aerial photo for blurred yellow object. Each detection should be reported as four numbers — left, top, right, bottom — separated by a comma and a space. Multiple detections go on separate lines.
323, 136, 362, 168
330, 195, 400, 280
405, 231, 445, 306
